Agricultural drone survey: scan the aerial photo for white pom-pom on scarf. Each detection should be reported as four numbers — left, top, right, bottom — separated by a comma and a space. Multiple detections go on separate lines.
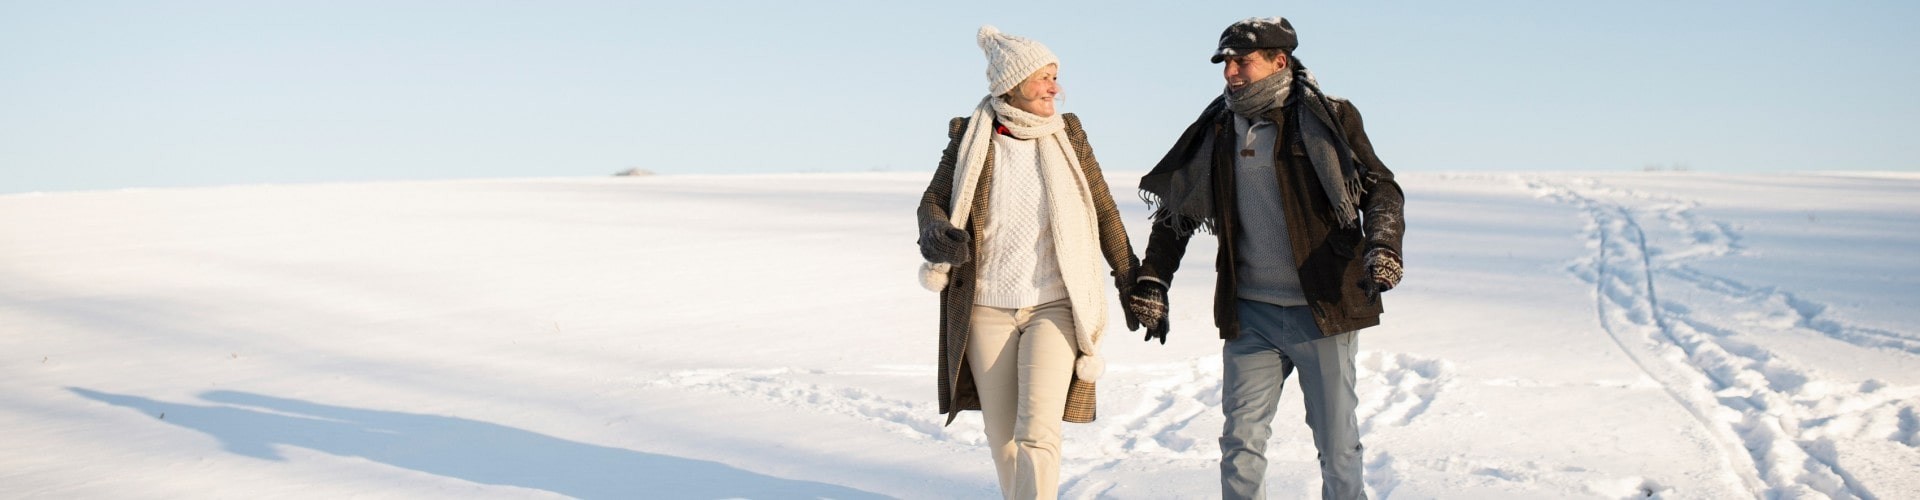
918, 262, 951, 292
1074, 353, 1105, 381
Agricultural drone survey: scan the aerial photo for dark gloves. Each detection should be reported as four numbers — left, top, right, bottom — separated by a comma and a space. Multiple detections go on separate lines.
918, 225, 970, 265
1363, 247, 1403, 295
1116, 258, 1143, 331
1129, 279, 1169, 344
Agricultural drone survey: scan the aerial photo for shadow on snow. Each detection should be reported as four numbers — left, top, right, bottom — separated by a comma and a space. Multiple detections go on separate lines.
70, 388, 885, 499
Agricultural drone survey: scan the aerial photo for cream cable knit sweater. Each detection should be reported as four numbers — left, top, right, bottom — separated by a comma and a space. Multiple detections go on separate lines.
920, 100, 1110, 382
975, 133, 1069, 308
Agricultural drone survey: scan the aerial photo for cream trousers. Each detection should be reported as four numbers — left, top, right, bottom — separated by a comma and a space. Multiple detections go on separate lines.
968, 298, 1077, 500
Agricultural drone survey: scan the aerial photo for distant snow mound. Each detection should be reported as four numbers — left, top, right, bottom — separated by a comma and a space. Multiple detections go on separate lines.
614, 168, 656, 177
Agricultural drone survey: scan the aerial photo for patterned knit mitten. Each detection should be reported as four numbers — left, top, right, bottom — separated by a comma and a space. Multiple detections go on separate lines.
1129, 279, 1169, 343
1364, 247, 1403, 293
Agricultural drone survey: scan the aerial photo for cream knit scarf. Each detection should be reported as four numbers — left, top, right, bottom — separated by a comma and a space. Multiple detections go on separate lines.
927, 95, 1110, 380
947, 96, 1073, 227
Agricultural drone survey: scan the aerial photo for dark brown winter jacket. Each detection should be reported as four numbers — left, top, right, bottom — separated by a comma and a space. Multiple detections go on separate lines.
1139, 97, 1404, 339
917, 113, 1137, 425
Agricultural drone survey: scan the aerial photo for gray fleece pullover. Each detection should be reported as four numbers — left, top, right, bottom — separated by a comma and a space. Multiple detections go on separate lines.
1231, 114, 1309, 307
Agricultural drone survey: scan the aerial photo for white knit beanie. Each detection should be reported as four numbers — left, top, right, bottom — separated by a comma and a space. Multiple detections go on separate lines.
977, 25, 1059, 97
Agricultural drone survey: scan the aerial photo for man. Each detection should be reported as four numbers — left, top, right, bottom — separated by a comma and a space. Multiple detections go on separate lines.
1127, 17, 1405, 500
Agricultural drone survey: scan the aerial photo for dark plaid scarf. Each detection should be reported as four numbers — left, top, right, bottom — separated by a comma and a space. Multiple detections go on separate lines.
1139, 56, 1367, 235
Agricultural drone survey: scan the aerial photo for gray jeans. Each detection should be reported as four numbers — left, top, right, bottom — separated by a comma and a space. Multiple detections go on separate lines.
1220, 300, 1365, 500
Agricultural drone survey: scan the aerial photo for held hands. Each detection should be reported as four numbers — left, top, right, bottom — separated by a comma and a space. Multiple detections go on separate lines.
918, 225, 971, 265
1117, 258, 1144, 331
1129, 279, 1170, 344
1363, 247, 1403, 295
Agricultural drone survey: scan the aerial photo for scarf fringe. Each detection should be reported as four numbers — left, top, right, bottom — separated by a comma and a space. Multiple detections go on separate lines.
1139, 57, 1371, 234
1292, 55, 1368, 229
1138, 189, 1216, 235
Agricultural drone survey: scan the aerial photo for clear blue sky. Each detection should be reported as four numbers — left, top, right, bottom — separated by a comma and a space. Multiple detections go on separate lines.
3, 1, 1916, 193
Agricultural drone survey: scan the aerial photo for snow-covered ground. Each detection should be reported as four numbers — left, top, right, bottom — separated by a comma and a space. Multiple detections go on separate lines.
2, 171, 1915, 499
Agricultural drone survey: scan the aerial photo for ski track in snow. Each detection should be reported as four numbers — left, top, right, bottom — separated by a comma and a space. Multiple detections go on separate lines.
640, 351, 1454, 497
1525, 176, 1920, 500
1369, 452, 1685, 500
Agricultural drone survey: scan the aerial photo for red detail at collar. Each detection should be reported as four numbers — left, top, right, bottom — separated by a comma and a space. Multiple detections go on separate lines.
994, 121, 1012, 137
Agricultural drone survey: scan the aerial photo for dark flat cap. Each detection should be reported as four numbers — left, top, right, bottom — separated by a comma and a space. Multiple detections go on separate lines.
1212, 17, 1297, 63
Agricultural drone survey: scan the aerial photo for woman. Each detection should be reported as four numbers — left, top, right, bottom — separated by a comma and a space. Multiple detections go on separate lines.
915, 25, 1139, 499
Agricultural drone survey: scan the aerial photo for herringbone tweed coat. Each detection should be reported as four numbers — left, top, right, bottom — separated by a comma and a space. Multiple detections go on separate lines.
917, 113, 1137, 425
